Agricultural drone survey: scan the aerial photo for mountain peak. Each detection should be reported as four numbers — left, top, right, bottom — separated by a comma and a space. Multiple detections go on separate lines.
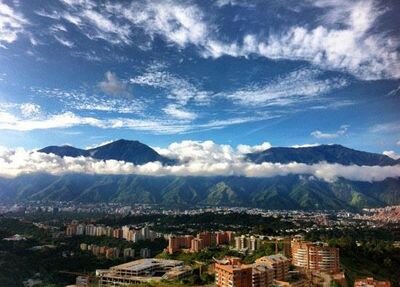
39, 139, 173, 165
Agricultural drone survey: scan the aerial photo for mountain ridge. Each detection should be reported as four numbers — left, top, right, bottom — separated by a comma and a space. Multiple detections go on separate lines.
4, 140, 396, 210
0, 173, 399, 210
38, 139, 399, 166
246, 144, 398, 166
39, 139, 174, 165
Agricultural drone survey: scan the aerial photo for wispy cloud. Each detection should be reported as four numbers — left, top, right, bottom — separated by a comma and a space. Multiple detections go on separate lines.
54, 34, 74, 48
130, 64, 210, 106
163, 104, 197, 120
31, 87, 143, 114
0, 1, 28, 45
115, 0, 208, 48
218, 68, 347, 106
28, 0, 400, 79
370, 121, 400, 133
202, 1, 400, 80
311, 125, 349, 139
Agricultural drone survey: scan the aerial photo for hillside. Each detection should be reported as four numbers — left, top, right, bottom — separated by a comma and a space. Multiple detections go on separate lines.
0, 174, 399, 210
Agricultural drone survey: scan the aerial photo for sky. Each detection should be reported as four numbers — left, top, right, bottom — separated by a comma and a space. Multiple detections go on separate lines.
0, 0, 399, 157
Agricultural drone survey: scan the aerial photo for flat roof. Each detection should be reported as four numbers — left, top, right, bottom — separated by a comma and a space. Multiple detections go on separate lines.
110, 259, 183, 271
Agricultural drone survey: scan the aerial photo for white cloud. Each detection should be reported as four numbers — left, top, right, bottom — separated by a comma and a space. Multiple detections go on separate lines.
311, 125, 349, 139
163, 104, 197, 120
59, 1, 131, 45
237, 142, 271, 154
98, 71, 128, 96
397, 140, 400, 147
0, 110, 189, 134
0, 111, 100, 131
0, 142, 399, 182
130, 65, 210, 105
54, 35, 74, 48
0, 1, 27, 45
370, 121, 400, 133
30, 0, 399, 79
383, 150, 400, 160
20, 103, 41, 118
218, 68, 347, 106
292, 143, 321, 148
155, 140, 237, 163
202, 1, 400, 80
31, 87, 142, 114
118, 1, 208, 48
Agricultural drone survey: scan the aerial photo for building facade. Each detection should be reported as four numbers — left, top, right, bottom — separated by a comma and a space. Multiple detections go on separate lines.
291, 241, 340, 273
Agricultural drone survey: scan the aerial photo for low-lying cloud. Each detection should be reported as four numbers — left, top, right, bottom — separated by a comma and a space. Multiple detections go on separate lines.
0, 141, 399, 182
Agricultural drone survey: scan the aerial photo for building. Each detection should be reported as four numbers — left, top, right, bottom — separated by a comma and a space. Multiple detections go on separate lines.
291, 241, 340, 273
215, 257, 253, 287
85, 224, 96, 236
197, 231, 213, 247
215, 231, 233, 245
234, 235, 262, 253
140, 248, 151, 258
255, 254, 290, 281
75, 275, 90, 287
190, 238, 204, 253
97, 259, 192, 286
76, 224, 85, 235
66, 224, 77, 236
252, 264, 275, 287
167, 234, 194, 254
249, 235, 261, 252
141, 225, 150, 240
355, 278, 391, 287
112, 228, 122, 239
122, 226, 130, 240
123, 248, 135, 258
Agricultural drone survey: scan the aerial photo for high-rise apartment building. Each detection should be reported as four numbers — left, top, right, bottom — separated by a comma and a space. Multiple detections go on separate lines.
291, 241, 340, 273
355, 278, 391, 287
255, 254, 290, 281
190, 238, 204, 253
251, 264, 275, 287
215, 257, 253, 287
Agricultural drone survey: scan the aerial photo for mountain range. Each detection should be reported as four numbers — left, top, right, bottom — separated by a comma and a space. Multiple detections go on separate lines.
0, 139, 398, 210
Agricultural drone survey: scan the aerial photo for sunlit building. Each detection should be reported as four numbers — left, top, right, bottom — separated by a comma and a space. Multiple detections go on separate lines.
255, 254, 290, 281
291, 241, 340, 273
355, 277, 391, 287
215, 257, 253, 287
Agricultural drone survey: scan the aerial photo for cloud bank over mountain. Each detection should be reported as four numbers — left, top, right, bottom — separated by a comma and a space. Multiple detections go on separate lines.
0, 141, 399, 182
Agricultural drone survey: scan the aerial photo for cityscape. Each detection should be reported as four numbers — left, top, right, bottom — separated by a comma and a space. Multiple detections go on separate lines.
0, 202, 399, 286
0, 0, 400, 286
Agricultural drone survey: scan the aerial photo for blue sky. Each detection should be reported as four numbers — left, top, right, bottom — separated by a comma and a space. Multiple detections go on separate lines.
0, 0, 399, 155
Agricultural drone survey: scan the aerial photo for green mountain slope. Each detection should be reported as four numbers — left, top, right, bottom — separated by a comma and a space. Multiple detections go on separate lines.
1, 174, 399, 210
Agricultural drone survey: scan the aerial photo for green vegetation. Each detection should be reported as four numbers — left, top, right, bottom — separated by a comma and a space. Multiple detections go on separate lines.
306, 227, 400, 287
99, 212, 298, 234
2, 173, 400, 209
0, 218, 167, 287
